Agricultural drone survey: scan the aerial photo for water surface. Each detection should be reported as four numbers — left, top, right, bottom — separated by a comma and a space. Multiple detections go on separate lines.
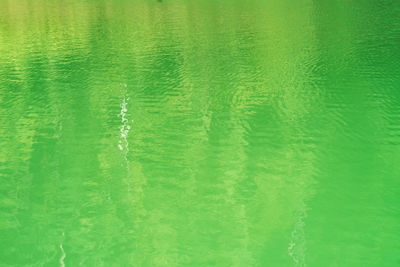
1, 0, 400, 266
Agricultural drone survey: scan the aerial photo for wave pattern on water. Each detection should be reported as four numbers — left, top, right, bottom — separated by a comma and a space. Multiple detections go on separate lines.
0, 0, 399, 266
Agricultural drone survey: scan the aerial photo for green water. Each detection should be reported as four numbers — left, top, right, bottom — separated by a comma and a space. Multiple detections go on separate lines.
1, 0, 400, 266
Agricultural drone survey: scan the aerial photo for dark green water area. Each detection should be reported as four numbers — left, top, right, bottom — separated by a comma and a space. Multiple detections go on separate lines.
1, 0, 400, 266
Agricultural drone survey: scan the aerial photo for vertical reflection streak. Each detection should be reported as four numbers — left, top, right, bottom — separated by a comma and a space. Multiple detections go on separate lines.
118, 83, 132, 191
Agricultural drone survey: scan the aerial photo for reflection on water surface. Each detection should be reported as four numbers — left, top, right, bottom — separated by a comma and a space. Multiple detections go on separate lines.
0, 0, 400, 266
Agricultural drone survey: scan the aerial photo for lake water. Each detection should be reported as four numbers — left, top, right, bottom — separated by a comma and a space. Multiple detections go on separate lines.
1, 0, 400, 266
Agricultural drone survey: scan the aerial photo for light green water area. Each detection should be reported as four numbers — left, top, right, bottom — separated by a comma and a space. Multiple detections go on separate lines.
1, 0, 400, 266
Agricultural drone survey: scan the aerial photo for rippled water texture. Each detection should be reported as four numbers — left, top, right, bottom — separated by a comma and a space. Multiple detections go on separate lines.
1, 0, 400, 266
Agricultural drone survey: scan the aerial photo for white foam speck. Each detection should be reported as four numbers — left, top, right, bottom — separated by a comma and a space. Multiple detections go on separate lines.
119, 97, 131, 154
118, 86, 133, 191
59, 232, 66, 267
288, 205, 307, 267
